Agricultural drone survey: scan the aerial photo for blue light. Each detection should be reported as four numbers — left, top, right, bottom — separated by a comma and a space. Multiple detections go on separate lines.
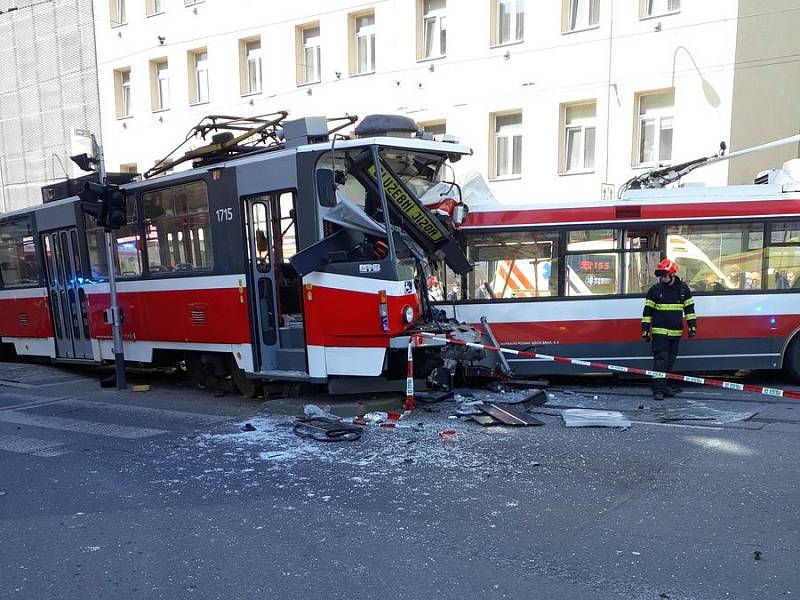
755, 305, 763, 312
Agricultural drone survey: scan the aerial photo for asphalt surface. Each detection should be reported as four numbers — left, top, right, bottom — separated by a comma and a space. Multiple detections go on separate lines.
0, 362, 798, 599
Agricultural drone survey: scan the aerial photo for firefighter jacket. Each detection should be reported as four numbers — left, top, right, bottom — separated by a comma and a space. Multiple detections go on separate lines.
641, 276, 697, 337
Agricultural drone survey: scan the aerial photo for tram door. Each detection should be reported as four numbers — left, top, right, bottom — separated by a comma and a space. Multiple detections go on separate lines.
244, 197, 280, 371
41, 229, 93, 360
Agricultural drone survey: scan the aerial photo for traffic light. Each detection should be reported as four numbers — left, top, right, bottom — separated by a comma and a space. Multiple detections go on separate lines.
77, 182, 127, 230
105, 189, 127, 229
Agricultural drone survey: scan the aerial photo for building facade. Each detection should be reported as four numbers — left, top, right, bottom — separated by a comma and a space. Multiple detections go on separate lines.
0, 0, 102, 212
92, 0, 800, 205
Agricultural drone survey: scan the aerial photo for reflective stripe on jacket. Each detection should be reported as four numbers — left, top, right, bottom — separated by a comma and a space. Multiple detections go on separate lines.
641, 275, 696, 337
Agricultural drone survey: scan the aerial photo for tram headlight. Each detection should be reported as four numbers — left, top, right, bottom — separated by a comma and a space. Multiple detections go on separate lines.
402, 305, 415, 324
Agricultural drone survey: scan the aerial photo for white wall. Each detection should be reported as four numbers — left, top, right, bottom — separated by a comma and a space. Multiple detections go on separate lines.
94, 0, 743, 205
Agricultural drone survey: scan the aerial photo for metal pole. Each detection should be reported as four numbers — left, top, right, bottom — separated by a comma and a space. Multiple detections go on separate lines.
97, 143, 126, 389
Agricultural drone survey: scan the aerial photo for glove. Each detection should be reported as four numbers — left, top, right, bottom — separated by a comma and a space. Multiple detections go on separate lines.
642, 331, 650, 343
688, 326, 697, 338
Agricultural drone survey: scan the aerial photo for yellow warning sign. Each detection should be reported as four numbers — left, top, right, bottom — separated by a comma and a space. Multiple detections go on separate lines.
367, 164, 444, 242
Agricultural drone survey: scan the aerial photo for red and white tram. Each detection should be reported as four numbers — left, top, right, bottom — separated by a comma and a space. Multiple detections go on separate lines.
439, 165, 800, 380
0, 113, 480, 394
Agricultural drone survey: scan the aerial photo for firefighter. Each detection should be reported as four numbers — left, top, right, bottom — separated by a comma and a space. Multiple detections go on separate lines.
641, 259, 697, 400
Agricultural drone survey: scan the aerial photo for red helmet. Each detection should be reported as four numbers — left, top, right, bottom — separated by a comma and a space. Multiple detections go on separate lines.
655, 259, 678, 277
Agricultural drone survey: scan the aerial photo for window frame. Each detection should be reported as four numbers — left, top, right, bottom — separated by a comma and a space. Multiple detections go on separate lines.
188, 48, 210, 105
565, 0, 600, 32
640, 0, 680, 19
240, 37, 263, 96
110, 0, 126, 27
149, 58, 170, 112
419, 0, 446, 60
350, 11, 376, 76
297, 23, 321, 85
491, 111, 523, 180
560, 101, 597, 174
492, 0, 525, 47
634, 89, 674, 167
145, 0, 163, 16
114, 67, 132, 119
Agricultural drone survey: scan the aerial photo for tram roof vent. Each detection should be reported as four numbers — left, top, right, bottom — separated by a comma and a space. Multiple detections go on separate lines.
282, 117, 330, 148
354, 114, 417, 138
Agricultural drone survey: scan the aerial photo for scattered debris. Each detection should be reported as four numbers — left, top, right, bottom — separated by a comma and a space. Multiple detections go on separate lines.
292, 417, 363, 442
415, 391, 455, 404
562, 409, 631, 429
241, 423, 256, 432
479, 403, 544, 426
753, 550, 762, 561
303, 404, 339, 420
131, 384, 150, 393
471, 414, 501, 427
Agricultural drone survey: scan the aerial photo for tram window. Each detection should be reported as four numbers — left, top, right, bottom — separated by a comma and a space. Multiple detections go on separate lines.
143, 181, 212, 274
667, 223, 763, 292
252, 202, 270, 273
0, 219, 38, 288
766, 221, 800, 289
278, 192, 298, 261
466, 231, 559, 299
624, 229, 661, 294
566, 228, 621, 296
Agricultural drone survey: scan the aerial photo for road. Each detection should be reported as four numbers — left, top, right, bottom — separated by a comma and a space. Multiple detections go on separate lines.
0, 362, 798, 600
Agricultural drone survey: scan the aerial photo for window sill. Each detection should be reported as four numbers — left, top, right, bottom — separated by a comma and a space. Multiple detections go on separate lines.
189, 101, 210, 107
559, 169, 595, 176
111, 22, 128, 29
297, 80, 321, 87
116, 114, 133, 121
417, 54, 445, 64
639, 11, 680, 21
631, 161, 671, 170
146, 11, 164, 18
490, 39, 524, 50
241, 90, 262, 98
489, 175, 522, 182
152, 108, 170, 114
561, 24, 600, 35
350, 70, 375, 78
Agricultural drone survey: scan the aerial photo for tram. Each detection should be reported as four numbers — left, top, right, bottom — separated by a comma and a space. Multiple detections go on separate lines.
0, 113, 487, 394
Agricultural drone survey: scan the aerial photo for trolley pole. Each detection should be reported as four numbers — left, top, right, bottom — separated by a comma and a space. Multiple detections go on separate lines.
96, 144, 127, 390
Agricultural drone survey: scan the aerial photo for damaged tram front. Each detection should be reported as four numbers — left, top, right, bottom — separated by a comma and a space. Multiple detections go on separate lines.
102, 113, 488, 394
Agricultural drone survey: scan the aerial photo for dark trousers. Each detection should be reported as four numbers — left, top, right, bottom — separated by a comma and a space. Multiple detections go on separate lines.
651, 335, 680, 393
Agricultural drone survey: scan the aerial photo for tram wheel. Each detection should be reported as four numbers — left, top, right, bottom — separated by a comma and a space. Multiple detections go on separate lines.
230, 356, 261, 398
784, 337, 800, 382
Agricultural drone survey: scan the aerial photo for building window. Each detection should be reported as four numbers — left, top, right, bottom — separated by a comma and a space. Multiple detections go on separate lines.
420, 120, 446, 139
184, 0, 203, 5
188, 49, 209, 104
420, 0, 446, 60
493, 0, 524, 46
297, 24, 321, 84
561, 102, 596, 173
114, 68, 131, 118
110, 0, 126, 26
566, 0, 600, 31
636, 90, 674, 165
351, 12, 376, 75
240, 38, 262, 95
641, 0, 679, 17
145, 0, 163, 16
492, 111, 523, 178
150, 59, 169, 111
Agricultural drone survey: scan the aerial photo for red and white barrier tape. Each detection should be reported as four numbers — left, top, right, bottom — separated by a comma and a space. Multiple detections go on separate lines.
418, 332, 800, 400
